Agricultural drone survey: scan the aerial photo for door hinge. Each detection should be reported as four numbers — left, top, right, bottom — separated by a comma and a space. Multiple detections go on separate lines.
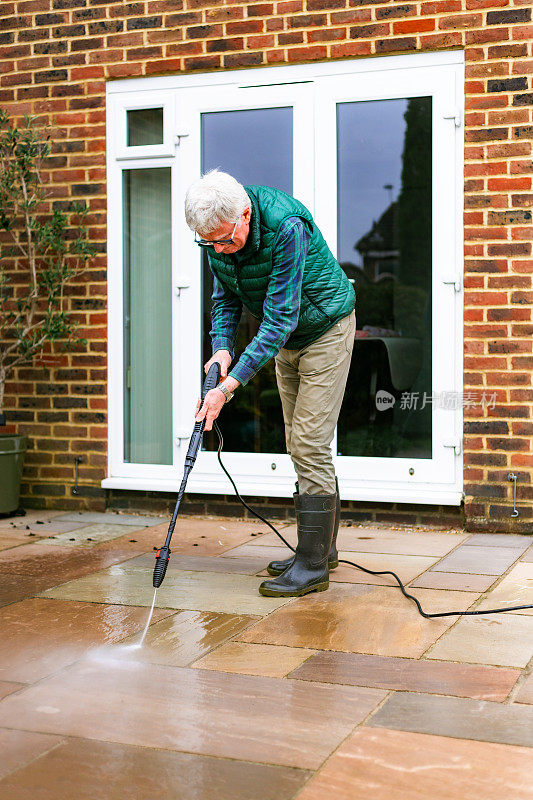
442, 275, 462, 292
443, 109, 462, 128
443, 438, 462, 456
175, 278, 190, 297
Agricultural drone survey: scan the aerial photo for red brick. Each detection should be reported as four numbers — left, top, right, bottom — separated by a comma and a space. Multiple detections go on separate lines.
224, 52, 264, 67
246, 4, 274, 16
205, 6, 244, 21
266, 48, 285, 63
393, 18, 435, 34
286, 45, 328, 61
350, 23, 389, 38
331, 9, 372, 23
246, 35, 276, 48
330, 41, 372, 57
206, 37, 244, 53
465, 27, 510, 45
183, 54, 221, 70
227, 20, 264, 34
308, 27, 346, 43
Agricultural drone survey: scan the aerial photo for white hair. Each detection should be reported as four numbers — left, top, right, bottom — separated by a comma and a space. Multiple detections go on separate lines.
184, 168, 250, 237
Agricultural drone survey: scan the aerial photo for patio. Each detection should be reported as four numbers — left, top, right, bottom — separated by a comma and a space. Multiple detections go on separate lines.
0, 509, 532, 798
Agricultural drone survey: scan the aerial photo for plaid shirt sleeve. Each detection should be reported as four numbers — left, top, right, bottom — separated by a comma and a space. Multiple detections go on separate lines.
227, 216, 310, 387
210, 271, 242, 359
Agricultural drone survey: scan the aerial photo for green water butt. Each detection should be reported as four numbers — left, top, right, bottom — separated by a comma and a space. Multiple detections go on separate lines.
0, 434, 28, 514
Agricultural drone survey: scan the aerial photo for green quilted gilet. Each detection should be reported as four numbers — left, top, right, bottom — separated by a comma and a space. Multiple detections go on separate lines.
207, 185, 355, 350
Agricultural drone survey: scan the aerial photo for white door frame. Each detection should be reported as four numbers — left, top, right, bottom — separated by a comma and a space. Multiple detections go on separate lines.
103, 50, 464, 505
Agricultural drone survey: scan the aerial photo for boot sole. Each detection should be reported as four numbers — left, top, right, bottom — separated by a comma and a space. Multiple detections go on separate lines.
259, 580, 329, 598
266, 561, 339, 577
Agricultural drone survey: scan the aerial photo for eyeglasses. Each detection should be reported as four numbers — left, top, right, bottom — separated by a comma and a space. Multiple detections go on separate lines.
195, 218, 239, 247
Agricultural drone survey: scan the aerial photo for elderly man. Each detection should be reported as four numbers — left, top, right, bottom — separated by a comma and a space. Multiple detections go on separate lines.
185, 169, 356, 598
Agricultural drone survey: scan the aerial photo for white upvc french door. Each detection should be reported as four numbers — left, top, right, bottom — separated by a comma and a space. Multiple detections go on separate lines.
314, 62, 463, 499
175, 82, 315, 496
104, 51, 464, 505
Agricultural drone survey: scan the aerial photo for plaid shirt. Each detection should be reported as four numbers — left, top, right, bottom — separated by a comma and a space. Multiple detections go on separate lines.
210, 216, 310, 386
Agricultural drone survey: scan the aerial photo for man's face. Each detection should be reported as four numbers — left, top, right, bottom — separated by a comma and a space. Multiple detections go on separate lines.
202, 207, 251, 255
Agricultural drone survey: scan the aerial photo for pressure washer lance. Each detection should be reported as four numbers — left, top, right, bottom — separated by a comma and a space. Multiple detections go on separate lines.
153, 361, 221, 589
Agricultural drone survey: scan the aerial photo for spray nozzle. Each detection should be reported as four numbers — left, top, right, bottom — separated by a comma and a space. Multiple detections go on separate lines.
153, 545, 170, 588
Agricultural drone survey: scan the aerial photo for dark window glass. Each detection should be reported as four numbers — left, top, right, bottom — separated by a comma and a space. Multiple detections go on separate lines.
200, 107, 293, 454
336, 97, 433, 459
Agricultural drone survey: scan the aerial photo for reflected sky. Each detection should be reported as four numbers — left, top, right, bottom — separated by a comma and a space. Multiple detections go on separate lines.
201, 107, 293, 193
337, 99, 408, 265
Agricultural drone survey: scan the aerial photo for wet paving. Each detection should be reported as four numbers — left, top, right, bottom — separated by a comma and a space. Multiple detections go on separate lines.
0, 510, 532, 798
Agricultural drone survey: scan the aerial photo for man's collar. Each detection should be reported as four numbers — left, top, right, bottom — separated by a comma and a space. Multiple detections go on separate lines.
234, 190, 260, 262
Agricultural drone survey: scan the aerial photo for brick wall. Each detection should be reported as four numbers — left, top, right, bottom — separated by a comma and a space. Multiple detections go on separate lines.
0, 0, 531, 531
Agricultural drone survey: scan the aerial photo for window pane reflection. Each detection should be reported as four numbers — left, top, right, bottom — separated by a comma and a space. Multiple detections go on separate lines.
127, 108, 164, 146
123, 168, 172, 464
336, 97, 433, 459
200, 107, 293, 455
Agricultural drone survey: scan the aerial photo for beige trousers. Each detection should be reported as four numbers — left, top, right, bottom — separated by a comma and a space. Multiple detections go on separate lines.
274, 310, 356, 495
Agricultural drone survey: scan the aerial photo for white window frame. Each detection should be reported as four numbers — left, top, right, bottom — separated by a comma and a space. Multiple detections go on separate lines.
103, 50, 464, 506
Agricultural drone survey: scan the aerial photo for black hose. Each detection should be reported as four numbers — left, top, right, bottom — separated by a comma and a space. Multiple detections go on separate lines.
213, 419, 533, 619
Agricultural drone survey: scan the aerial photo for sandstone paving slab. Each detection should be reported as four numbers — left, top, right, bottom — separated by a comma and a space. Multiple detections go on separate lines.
126, 552, 268, 575
288, 651, 520, 702
54, 512, 161, 527
475, 562, 533, 616
0, 573, 64, 608
368, 691, 533, 749
0, 537, 156, 584
0, 681, 24, 701
0, 510, 65, 529
430, 545, 522, 575
255, 526, 468, 556
0, 659, 387, 769
0, 737, 311, 800
222, 543, 300, 561
409, 571, 497, 592
236, 584, 479, 658
115, 610, 257, 667
425, 613, 533, 668
0, 533, 28, 550
36, 523, 143, 548
134, 516, 267, 556
515, 673, 533, 705
39, 564, 294, 616
192, 642, 317, 678
463, 533, 533, 549
0, 729, 63, 781
0, 520, 90, 536
294, 727, 533, 800
0, 597, 173, 683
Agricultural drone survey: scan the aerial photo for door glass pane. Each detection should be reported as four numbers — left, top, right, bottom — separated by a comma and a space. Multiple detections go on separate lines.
123, 168, 172, 464
127, 108, 164, 146
200, 107, 293, 454
336, 97, 432, 459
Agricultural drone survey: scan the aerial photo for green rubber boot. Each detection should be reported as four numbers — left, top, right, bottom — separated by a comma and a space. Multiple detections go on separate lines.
259, 491, 336, 598
266, 478, 340, 577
